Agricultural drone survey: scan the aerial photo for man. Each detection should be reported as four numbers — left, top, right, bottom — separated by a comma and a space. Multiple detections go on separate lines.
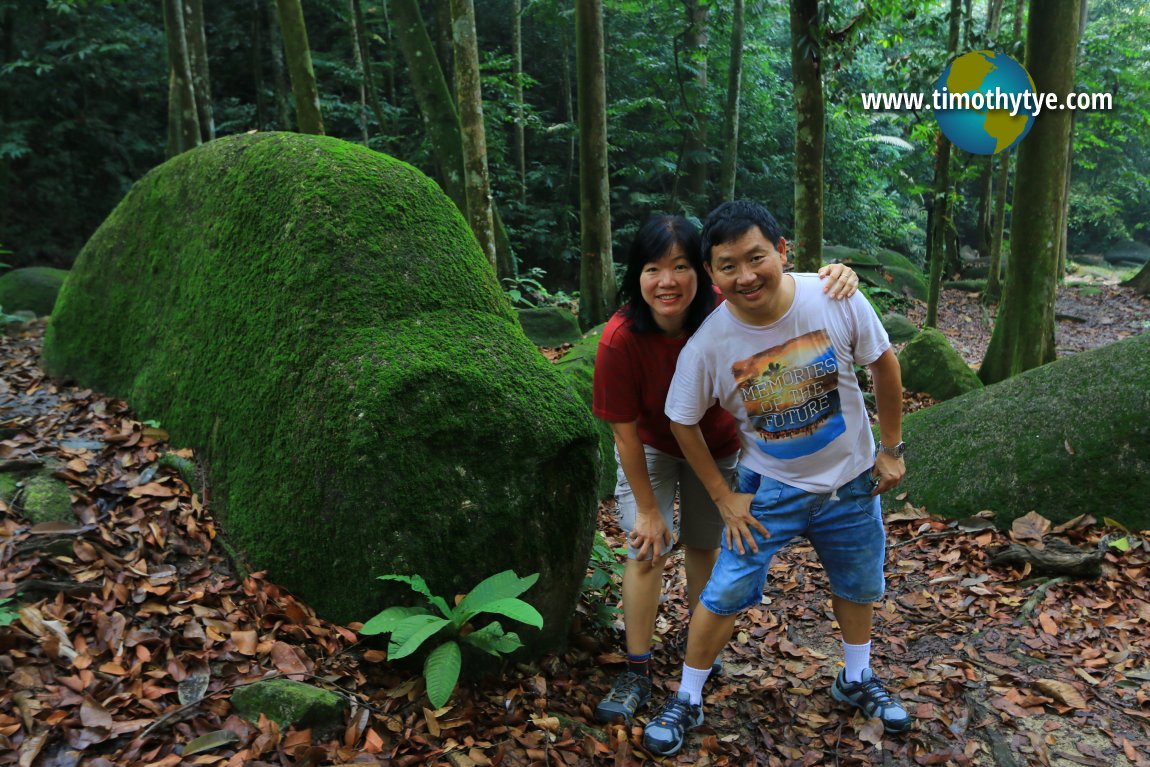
642, 200, 910, 756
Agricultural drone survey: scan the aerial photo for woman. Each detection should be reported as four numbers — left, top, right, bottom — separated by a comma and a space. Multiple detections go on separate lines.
591, 214, 858, 723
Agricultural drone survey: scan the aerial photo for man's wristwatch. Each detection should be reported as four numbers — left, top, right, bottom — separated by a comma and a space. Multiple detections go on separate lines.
877, 441, 906, 458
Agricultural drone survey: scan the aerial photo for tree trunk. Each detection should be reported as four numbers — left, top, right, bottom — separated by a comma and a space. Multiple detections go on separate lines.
185, 0, 215, 142
790, 0, 824, 272
350, 0, 388, 140
435, 0, 454, 94
985, 150, 1010, 301
391, 0, 516, 273
267, 0, 293, 130
926, 0, 963, 328
719, 0, 745, 203
252, 0, 266, 129
349, 0, 370, 144
979, 0, 1081, 384
681, 0, 709, 205
1122, 259, 1150, 296
575, 0, 617, 329
450, 0, 500, 272
513, 0, 527, 206
1056, 0, 1089, 277
275, 0, 325, 135
163, 0, 201, 157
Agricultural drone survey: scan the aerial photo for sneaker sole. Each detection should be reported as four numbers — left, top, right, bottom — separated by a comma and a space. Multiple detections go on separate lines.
831, 684, 912, 734
594, 703, 639, 724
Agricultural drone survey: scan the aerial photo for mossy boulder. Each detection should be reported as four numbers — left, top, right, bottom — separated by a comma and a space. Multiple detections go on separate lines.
553, 323, 615, 499
42, 132, 599, 649
874, 249, 920, 273
15, 474, 73, 524
822, 244, 878, 265
898, 328, 983, 401
944, 279, 988, 293
888, 332, 1150, 530
883, 266, 928, 301
881, 313, 919, 343
517, 306, 582, 348
230, 679, 346, 730
0, 267, 69, 316
1104, 240, 1150, 265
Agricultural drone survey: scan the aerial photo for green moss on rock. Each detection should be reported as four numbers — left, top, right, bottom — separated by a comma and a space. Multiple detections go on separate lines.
553, 323, 614, 499
42, 133, 599, 649
898, 328, 982, 401
230, 679, 346, 730
883, 266, 928, 301
0, 267, 69, 317
17, 475, 73, 524
517, 306, 582, 348
874, 249, 920, 273
822, 245, 878, 265
887, 332, 1150, 529
881, 313, 919, 343
0, 473, 18, 503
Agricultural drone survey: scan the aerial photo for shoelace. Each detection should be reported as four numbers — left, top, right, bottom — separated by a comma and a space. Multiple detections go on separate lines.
654, 696, 694, 726
857, 677, 895, 707
606, 674, 646, 702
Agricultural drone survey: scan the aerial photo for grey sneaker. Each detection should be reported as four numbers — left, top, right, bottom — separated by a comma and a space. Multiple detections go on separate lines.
831, 668, 912, 734
594, 671, 652, 723
641, 691, 704, 756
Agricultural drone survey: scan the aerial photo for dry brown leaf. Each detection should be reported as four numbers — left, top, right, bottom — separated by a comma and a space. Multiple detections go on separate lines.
1011, 511, 1051, 545
1038, 612, 1059, 636
1035, 679, 1087, 709
231, 629, 258, 655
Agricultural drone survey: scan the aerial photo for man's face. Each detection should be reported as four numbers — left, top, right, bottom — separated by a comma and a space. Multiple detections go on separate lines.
705, 226, 789, 324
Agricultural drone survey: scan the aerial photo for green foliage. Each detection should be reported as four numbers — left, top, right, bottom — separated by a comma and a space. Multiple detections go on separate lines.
581, 531, 626, 628
360, 570, 543, 708
0, 597, 18, 627
502, 267, 577, 310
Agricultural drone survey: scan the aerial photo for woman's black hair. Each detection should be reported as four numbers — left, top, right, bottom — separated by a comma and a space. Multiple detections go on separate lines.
618, 214, 716, 335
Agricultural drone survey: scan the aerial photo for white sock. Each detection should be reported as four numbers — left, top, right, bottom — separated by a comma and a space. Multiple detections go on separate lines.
842, 640, 872, 684
679, 663, 712, 706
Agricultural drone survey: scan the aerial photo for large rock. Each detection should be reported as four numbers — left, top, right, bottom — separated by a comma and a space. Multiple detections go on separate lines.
881, 313, 919, 343
553, 323, 614, 499
1104, 240, 1150, 265
0, 267, 68, 316
518, 306, 582, 347
42, 133, 599, 649
888, 332, 1150, 530
898, 329, 983, 401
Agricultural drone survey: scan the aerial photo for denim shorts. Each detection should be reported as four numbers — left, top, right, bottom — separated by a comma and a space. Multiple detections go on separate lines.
699, 465, 886, 615
615, 444, 739, 559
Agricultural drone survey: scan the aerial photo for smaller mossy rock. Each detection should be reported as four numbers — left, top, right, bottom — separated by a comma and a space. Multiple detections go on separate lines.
0, 473, 18, 503
16, 474, 73, 524
944, 279, 988, 293
0, 267, 69, 317
822, 245, 877, 265
517, 306, 582, 348
898, 328, 982, 401
1105, 240, 1150, 265
888, 332, 1150, 530
553, 323, 614, 499
883, 266, 928, 301
959, 265, 991, 279
881, 313, 919, 343
230, 679, 346, 730
874, 249, 920, 274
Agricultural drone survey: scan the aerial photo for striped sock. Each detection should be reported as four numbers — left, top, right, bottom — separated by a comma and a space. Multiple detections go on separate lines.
627, 651, 652, 678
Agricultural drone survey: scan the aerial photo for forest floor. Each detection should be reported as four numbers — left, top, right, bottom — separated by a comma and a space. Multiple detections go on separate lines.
1, 282, 1149, 767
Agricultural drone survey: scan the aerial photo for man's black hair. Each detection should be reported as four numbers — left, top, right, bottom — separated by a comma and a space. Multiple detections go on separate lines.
701, 200, 784, 263
618, 214, 715, 335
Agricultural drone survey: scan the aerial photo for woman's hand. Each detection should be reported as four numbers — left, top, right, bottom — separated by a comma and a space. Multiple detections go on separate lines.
817, 262, 860, 299
630, 507, 672, 565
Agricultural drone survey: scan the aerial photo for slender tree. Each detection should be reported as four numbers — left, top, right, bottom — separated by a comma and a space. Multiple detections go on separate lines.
980, 0, 1082, 383
267, 0, 294, 130
926, 0, 963, 328
974, 0, 1005, 261
350, 0, 388, 140
986, 0, 1025, 302
349, 0, 370, 143
575, 0, 617, 328
513, 0, 527, 205
680, 0, 710, 204
719, 0, 746, 202
163, 0, 200, 157
275, 0, 325, 135
450, 0, 499, 271
184, 0, 214, 142
791, 0, 824, 272
1056, 0, 1089, 277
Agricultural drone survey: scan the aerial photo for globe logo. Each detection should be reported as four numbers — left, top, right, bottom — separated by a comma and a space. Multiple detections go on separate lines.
933, 50, 1037, 155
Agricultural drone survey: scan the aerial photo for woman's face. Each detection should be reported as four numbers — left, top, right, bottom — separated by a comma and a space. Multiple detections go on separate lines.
638, 243, 698, 335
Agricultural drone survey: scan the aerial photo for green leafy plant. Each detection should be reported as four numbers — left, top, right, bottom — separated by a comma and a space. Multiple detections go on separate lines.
581, 531, 626, 628
359, 570, 542, 708
0, 597, 19, 627
502, 267, 578, 310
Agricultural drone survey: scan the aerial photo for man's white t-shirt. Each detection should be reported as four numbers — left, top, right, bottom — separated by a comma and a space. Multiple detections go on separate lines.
666, 273, 891, 494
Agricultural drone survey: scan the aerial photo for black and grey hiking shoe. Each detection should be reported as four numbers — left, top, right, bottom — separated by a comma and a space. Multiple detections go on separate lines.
831, 668, 912, 734
593, 671, 652, 723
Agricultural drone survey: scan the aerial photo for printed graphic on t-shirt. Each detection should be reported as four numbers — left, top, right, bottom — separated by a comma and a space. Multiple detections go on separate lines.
731, 329, 846, 459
